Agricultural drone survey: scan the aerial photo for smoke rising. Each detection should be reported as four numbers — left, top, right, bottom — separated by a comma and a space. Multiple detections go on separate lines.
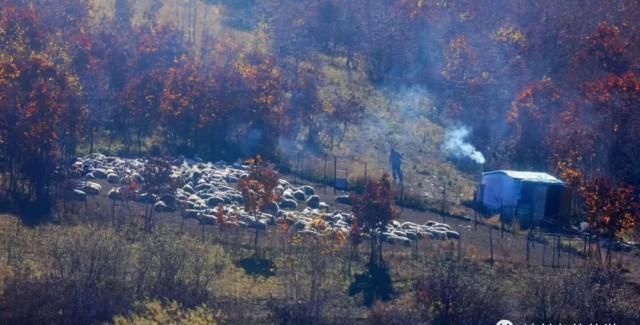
443, 126, 486, 164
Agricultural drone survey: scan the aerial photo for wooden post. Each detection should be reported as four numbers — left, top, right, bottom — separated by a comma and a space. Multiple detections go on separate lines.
489, 227, 494, 268
526, 233, 530, 267
499, 199, 504, 239
457, 236, 462, 260
567, 239, 571, 268
323, 154, 328, 193
551, 235, 556, 267
413, 224, 418, 260
300, 152, 304, 179
556, 235, 561, 268
542, 237, 546, 267
334, 156, 337, 195
201, 223, 205, 242
441, 175, 447, 223
364, 162, 367, 186
473, 188, 478, 231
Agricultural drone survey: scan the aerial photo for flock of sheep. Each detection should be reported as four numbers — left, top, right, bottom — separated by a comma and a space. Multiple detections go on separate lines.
68, 153, 460, 245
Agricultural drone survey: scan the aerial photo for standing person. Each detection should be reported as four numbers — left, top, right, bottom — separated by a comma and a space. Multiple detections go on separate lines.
389, 147, 404, 184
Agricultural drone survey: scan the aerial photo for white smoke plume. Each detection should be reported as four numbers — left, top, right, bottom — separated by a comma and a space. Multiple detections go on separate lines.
443, 126, 486, 164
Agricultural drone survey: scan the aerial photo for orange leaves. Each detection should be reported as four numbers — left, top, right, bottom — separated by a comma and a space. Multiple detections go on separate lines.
586, 22, 627, 69
351, 174, 398, 236
237, 157, 280, 214
583, 176, 639, 238
584, 72, 640, 105
494, 25, 527, 48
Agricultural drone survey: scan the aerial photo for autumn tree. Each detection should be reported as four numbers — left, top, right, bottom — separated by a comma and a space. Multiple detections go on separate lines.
351, 173, 398, 266
506, 78, 563, 169
113, 26, 187, 153
349, 174, 397, 307
0, 53, 86, 215
583, 176, 639, 264
140, 158, 177, 233
159, 55, 216, 155
237, 156, 280, 255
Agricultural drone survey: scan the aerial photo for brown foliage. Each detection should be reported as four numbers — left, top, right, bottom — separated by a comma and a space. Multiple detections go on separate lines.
583, 176, 639, 239
237, 156, 280, 214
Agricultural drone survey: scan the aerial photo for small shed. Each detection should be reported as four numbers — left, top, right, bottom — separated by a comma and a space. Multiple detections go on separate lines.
478, 170, 570, 223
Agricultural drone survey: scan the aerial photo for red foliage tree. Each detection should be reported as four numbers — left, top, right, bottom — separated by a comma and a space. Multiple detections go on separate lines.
0, 54, 86, 212
583, 176, 639, 263
351, 174, 398, 266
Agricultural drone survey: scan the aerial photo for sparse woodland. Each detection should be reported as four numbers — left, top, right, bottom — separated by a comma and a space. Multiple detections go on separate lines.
1, 0, 640, 324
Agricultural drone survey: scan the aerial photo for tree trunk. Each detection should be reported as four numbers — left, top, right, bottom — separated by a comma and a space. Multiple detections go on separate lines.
254, 228, 259, 257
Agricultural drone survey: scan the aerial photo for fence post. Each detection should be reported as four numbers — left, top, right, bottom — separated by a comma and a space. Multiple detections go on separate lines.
323, 154, 328, 193
542, 237, 546, 267
473, 188, 478, 231
552, 235, 557, 267
364, 162, 367, 187
300, 152, 304, 179
526, 233, 530, 267
441, 174, 447, 222
457, 236, 462, 260
567, 238, 571, 268
556, 235, 561, 268
489, 227, 494, 268
334, 156, 337, 195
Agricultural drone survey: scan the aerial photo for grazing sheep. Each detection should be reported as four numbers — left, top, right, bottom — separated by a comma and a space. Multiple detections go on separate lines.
306, 195, 320, 208
293, 190, 306, 201
400, 222, 418, 230
405, 231, 419, 241
207, 196, 225, 207
154, 201, 168, 212
432, 222, 451, 230
335, 195, 351, 205
178, 200, 195, 209
392, 230, 408, 238
249, 220, 268, 231
82, 182, 102, 195
301, 185, 315, 196
200, 214, 217, 225
183, 209, 201, 220
385, 235, 411, 246
92, 169, 107, 179
280, 198, 298, 210
261, 201, 280, 217
71, 189, 87, 201
108, 188, 121, 200
430, 229, 447, 240
282, 189, 295, 201
107, 173, 120, 184
182, 184, 195, 194
445, 230, 460, 240
278, 179, 290, 187
579, 221, 589, 232
297, 229, 318, 236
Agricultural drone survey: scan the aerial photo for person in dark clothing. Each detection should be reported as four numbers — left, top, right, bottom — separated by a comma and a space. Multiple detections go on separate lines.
389, 147, 404, 184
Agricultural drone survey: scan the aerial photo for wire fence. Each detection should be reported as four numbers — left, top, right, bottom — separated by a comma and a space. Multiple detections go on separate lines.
274, 149, 611, 269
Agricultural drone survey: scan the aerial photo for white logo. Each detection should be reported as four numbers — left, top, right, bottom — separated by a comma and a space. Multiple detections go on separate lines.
496, 320, 513, 325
